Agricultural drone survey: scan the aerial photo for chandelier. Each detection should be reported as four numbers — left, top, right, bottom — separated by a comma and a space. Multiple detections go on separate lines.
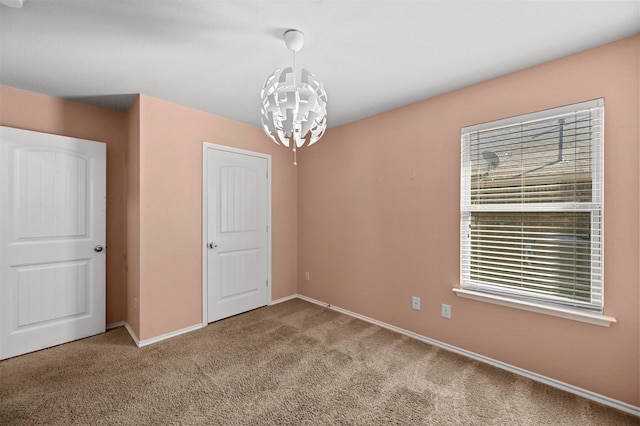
260, 30, 328, 165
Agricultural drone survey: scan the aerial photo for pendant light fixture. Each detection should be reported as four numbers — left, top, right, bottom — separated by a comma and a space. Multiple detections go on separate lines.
260, 29, 328, 165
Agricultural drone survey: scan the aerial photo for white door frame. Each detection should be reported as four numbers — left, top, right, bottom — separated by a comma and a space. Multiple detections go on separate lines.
202, 142, 272, 325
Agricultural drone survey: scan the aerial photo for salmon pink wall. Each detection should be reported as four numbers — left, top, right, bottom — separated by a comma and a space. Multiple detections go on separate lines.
0, 86, 129, 325
297, 35, 640, 406
126, 97, 141, 337
134, 95, 297, 341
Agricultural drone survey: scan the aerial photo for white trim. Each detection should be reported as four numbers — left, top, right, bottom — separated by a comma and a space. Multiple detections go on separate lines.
106, 321, 125, 330
202, 144, 208, 326
295, 294, 638, 417
123, 322, 140, 347
124, 322, 203, 348
202, 142, 207, 326
452, 288, 616, 327
270, 294, 298, 305
462, 98, 604, 133
201, 142, 272, 326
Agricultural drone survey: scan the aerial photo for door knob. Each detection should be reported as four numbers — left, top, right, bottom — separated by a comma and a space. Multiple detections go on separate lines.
208, 242, 218, 249
94, 245, 104, 252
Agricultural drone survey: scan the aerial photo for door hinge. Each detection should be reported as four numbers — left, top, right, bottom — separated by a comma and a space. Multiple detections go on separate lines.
266, 279, 269, 287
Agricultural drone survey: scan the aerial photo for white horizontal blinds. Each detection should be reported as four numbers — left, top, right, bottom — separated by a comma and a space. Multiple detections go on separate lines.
461, 100, 603, 311
469, 212, 594, 308
469, 109, 595, 206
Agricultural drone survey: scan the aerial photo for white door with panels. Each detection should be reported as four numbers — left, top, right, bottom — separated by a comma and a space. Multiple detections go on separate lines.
0, 126, 106, 360
203, 143, 270, 324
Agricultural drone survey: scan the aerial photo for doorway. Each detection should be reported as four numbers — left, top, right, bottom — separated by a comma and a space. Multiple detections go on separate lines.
202, 143, 271, 324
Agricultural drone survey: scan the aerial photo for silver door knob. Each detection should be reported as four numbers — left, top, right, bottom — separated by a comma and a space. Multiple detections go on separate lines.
208, 242, 217, 249
94, 245, 104, 252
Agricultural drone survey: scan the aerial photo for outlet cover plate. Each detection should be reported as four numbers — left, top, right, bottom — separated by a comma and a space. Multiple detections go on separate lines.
441, 304, 452, 319
412, 296, 421, 310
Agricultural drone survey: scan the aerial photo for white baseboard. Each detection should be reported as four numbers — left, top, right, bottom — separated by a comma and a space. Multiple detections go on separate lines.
295, 294, 640, 417
123, 322, 203, 348
270, 294, 298, 305
120, 294, 300, 348
123, 322, 140, 346
106, 321, 125, 330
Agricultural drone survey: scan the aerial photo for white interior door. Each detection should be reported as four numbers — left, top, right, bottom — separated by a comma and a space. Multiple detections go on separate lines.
0, 126, 106, 360
203, 144, 270, 323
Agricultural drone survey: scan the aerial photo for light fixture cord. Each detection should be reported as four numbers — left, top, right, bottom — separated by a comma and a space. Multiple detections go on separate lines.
292, 49, 297, 86
292, 48, 298, 165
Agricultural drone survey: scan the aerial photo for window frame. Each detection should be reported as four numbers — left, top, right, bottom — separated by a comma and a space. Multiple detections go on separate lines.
458, 99, 614, 325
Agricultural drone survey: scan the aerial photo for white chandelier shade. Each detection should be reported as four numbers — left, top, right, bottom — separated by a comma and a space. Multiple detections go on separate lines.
260, 30, 327, 164
261, 67, 327, 148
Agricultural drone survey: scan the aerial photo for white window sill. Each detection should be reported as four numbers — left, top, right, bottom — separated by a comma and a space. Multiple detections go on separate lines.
452, 288, 617, 327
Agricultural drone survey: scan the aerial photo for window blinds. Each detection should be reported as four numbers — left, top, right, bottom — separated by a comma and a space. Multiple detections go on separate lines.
461, 99, 603, 311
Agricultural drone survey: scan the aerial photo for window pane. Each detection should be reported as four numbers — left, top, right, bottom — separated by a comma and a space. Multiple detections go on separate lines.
470, 111, 594, 205
461, 100, 603, 312
469, 211, 593, 306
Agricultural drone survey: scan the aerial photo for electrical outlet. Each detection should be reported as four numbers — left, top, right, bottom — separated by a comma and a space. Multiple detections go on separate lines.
412, 296, 421, 310
441, 304, 452, 319
305, 271, 310, 281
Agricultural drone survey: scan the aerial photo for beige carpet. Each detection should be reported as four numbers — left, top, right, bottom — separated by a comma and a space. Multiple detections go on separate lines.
0, 298, 636, 425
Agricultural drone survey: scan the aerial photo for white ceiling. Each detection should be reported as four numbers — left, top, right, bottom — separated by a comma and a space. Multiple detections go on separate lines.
1, 1, 639, 128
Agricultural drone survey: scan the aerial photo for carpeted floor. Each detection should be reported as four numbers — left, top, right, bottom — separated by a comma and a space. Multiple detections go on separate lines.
0, 298, 637, 425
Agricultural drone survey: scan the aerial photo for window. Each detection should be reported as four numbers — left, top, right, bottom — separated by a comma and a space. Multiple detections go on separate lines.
460, 99, 604, 313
